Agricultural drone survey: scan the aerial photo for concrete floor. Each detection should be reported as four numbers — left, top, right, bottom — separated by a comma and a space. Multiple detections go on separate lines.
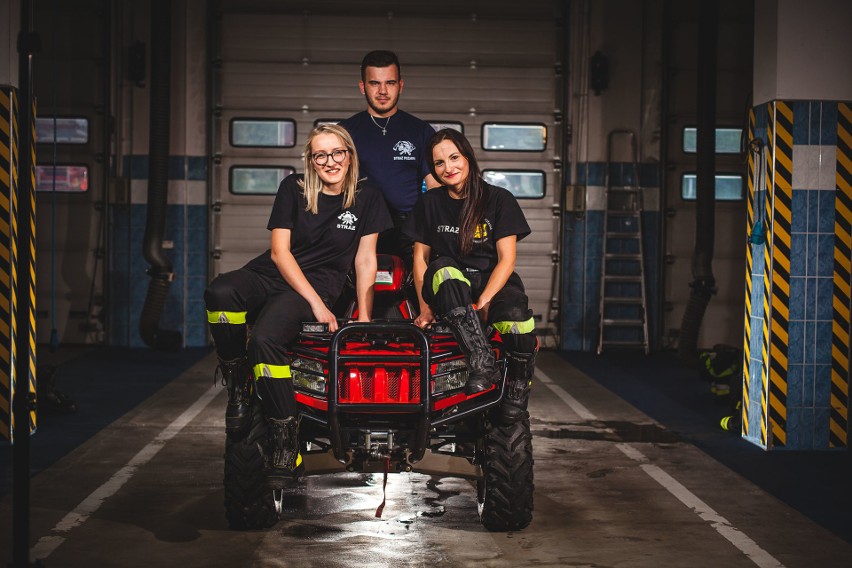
1, 350, 850, 567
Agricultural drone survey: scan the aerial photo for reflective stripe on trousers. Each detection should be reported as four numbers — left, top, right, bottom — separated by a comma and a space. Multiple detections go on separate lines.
207, 310, 248, 325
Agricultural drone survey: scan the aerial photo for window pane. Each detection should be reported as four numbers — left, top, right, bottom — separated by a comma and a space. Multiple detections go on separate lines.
482, 123, 546, 151
36, 165, 89, 192
231, 119, 296, 147
482, 170, 545, 198
681, 173, 743, 201
682, 127, 742, 154
230, 166, 295, 195
430, 122, 463, 133
35, 117, 88, 144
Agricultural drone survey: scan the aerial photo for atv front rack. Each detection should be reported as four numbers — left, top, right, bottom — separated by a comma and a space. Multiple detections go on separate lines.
291, 321, 506, 464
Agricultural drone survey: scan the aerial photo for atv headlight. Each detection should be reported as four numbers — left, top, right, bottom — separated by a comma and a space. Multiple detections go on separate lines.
291, 357, 327, 394
432, 357, 468, 394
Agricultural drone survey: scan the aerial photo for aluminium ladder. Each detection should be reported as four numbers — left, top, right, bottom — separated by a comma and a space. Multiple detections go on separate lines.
597, 130, 649, 354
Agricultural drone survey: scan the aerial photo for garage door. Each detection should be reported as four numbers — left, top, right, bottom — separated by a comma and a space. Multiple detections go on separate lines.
212, 2, 564, 343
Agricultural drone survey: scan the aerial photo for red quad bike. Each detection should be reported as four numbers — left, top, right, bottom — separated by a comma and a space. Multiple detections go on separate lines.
223, 255, 534, 531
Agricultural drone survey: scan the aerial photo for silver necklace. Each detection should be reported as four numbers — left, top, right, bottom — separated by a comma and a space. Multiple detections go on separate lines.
369, 113, 391, 136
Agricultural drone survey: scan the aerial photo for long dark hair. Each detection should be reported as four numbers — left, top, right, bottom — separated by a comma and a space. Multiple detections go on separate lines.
427, 129, 488, 256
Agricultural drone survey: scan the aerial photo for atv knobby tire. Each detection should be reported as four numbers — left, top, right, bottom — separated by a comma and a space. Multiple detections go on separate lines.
478, 418, 534, 531
224, 399, 279, 529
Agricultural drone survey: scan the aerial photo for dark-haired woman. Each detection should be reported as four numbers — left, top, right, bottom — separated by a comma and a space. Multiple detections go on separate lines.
403, 129, 537, 423
205, 124, 392, 486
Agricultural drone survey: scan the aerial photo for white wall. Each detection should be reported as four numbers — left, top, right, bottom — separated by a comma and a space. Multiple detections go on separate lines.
169, 0, 207, 207
585, 0, 644, 163
755, 0, 852, 104
0, 0, 20, 87
123, 1, 208, 206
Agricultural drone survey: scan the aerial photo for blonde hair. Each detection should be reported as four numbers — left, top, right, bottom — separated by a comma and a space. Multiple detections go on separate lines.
299, 123, 360, 214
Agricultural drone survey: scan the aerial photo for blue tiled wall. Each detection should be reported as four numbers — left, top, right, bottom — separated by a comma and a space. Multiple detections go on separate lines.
745, 101, 847, 450
109, 155, 208, 348
561, 161, 661, 352
744, 102, 770, 447
787, 101, 842, 450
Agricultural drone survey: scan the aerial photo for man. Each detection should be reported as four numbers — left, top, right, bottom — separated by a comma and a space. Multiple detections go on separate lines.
340, 50, 439, 260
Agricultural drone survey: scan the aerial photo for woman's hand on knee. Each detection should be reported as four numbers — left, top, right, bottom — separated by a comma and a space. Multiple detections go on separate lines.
414, 305, 436, 329
312, 303, 339, 333
475, 299, 490, 322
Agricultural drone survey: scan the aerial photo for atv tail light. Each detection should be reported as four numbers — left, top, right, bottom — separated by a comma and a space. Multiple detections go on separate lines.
374, 255, 406, 292
432, 357, 468, 394
338, 365, 421, 404
291, 357, 327, 394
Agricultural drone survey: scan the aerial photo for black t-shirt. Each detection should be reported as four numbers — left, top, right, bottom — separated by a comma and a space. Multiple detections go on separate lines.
339, 110, 435, 214
403, 183, 531, 272
244, 174, 393, 299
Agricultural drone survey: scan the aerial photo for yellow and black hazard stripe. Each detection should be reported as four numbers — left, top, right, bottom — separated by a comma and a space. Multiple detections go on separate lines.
741, 107, 756, 439
24, 96, 37, 436
0, 88, 13, 441
9, 90, 20, 439
831, 102, 852, 448
760, 104, 774, 448
766, 100, 794, 448
0, 89, 38, 441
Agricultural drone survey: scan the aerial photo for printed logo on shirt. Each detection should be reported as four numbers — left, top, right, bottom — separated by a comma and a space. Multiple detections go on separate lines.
393, 140, 417, 161
337, 210, 358, 231
437, 225, 459, 234
473, 222, 489, 243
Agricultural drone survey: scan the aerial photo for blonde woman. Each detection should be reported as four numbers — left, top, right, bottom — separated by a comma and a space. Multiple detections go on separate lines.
205, 124, 392, 486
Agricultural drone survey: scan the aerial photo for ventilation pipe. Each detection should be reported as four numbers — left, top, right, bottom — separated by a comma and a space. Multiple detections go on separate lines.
678, 0, 718, 360
140, 0, 181, 350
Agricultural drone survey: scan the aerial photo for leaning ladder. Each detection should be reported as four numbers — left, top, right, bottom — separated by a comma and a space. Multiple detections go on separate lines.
597, 130, 649, 354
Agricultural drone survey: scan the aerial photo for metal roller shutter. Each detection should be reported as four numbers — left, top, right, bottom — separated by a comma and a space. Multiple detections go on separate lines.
212, 2, 562, 342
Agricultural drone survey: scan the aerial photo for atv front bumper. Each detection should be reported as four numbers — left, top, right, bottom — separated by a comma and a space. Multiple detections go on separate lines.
290, 321, 506, 465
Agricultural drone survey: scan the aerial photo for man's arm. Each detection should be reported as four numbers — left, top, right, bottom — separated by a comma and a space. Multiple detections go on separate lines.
424, 173, 440, 189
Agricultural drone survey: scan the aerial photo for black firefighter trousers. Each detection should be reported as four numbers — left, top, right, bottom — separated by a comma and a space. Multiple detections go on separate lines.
205, 268, 327, 420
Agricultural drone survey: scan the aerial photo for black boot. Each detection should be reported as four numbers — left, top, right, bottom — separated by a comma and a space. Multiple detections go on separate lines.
444, 305, 501, 395
216, 357, 251, 433
266, 416, 303, 489
500, 351, 536, 423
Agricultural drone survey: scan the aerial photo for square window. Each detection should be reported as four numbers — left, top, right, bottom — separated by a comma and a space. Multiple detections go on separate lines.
35, 117, 89, 144
314, 118, 342, 127
682, 127, 742, 154
230, 166, 295, 195
231, 119, 296, 148
429, 122, 463, 134
681, 173, 743, 201
482, 123, 546, 151
482, 170, 545, 199
35, 165, 88, 192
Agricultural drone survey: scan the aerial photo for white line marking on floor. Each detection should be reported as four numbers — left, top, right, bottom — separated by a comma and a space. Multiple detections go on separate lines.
638, 463, 785, 568
536, 368, 597, 421
539, 366, 786, 568
614, 442, 648, 462
30, 383, 222, 561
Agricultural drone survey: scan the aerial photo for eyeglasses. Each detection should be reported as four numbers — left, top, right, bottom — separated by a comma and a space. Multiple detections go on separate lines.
311, 149, 348, 166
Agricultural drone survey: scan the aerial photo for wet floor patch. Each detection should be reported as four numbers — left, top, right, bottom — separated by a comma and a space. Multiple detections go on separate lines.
279, 521, 346, 540
416, 504, 446, 518
533, 421, 682, 444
